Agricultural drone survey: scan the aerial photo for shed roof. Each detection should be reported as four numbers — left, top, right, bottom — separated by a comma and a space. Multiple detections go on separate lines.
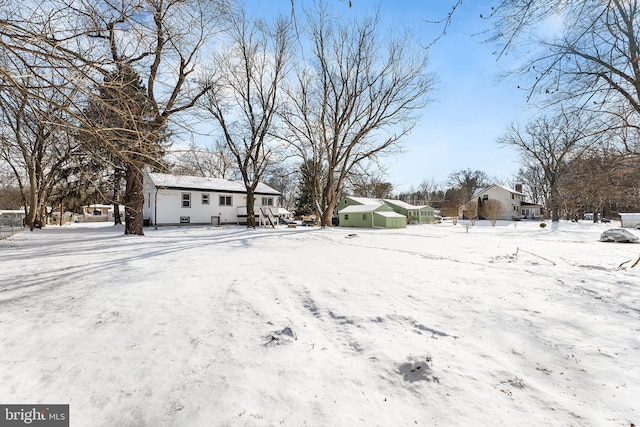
374, 211, 406, 218
147, 173, 281, 196
339, 204, 381, 213
346, 196, 430, 210
383, 199, 431, 210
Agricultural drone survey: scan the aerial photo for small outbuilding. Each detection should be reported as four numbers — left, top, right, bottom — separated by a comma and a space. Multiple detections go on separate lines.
337, 201, 406, 229
620, 213, 640, 229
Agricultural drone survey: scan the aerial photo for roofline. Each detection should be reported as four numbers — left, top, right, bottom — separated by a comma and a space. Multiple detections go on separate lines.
156, 185, 281, 196
473, 183, 525, 197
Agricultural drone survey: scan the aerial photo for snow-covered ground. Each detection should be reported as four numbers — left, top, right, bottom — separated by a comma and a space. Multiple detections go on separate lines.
1, 220, 639, 426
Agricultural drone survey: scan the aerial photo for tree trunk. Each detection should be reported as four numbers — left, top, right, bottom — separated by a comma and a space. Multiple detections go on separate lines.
25, 167, 39, 231
124, 164, 144, 235
113, 202, 122, 225
113, 175, 122, 225
550, 184, 560, 222
321, 178, 337, 227
246, 188, 256, 228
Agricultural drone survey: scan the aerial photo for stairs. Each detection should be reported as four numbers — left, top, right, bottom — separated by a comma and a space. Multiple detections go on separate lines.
260, 208, 277, 228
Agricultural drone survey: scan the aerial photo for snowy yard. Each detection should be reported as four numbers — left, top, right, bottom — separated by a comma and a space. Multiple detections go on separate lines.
1, 221, 639, 426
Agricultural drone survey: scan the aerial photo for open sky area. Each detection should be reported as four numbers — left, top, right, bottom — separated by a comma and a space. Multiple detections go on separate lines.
216, 1, 538, 192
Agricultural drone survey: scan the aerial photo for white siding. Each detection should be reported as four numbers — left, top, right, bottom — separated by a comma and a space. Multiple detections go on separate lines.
143, 173, 281, 226
150, 190, 251, 225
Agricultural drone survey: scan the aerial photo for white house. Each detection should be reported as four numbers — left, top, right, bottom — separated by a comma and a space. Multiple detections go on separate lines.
143, 172, 282, 226
80, 204, 124, 222
459, 184, 544, 221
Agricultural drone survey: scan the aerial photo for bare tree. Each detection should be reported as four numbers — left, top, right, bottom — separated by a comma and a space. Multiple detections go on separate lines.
460, 199, 478, 225
1, 0, 227, 235
201, 10, 293, 228
486, 0, 640, 152
263, 162, 297, 211
482, 199, 503, 226
0, 71, 78, 230
282, 3, 435, 226
171, 140, 239, 180
447, 168, 489, 204
515, 164, 548, 209
347, 172, 394, 199
499, 110, 599, 222
441, 187, 464, 224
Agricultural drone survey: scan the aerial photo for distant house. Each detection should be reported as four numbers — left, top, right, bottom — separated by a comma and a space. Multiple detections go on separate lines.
382, 199, 436, 224
337, 196, 406, 228
81, 204, 123, 222
459, 184, 544, 221
143, 172, 282, 226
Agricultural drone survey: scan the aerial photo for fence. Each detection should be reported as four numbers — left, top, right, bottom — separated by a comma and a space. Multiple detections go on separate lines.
0, 218, 24, 239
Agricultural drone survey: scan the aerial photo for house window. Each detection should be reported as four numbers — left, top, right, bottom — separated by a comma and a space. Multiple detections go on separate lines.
219, 195, 232, 206
345, 214, 349, 220
362, 214, 367, 220
182, 193, 191, 208
262, 197, 274, 206
202, 193, 210, 205
483, 195, 488, 201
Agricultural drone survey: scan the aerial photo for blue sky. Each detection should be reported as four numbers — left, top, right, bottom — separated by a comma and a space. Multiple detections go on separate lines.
246, 1, 536, 192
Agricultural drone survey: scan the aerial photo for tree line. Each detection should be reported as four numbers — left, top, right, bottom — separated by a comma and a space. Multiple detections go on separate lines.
2, 1, 639, 232
0, 0, 434, 233
393, 0, 640, 222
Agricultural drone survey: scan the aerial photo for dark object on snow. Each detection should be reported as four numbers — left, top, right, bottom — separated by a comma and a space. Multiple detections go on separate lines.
600, 228, 639, 243
601, 218, 611, 223
539, 223, 547, 228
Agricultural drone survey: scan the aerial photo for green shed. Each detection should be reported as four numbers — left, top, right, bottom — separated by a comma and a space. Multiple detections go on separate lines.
338, 203, 406, 229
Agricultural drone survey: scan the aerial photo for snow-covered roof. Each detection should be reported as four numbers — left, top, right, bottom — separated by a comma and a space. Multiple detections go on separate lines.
347, 196, 429, 210
374, 211, 405, 218
83, 204, 112, 209
347, 196, 383, 206
147, 173, 281, 196
339, 204, 382, 213
273, 207, 292, 215
472, 183, 524, 198
383, 199, 429, 210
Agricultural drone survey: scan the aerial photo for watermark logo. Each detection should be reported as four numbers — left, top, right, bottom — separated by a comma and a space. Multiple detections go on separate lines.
0, 405, 68, 427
